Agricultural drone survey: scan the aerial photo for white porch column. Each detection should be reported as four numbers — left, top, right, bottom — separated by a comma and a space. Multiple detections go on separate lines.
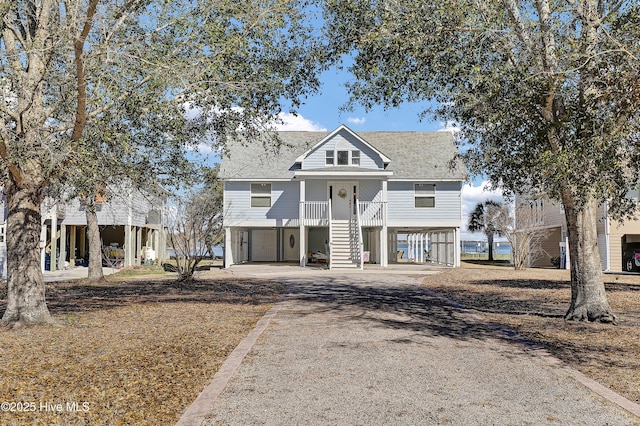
224, 227, 233, 267
40, 218, 48, 272
454, 227, 461, 267
59, 224, 67, 269
423, 233, 428, 263
125, 191, 133, 266
410, 234, 415, 261
564, 233, 570, 270
124, 225, 132, 266
50, 213, 58, 271
79, 226, 86, 262
136, 227, 142, 265
380, 179, 388, 267
299, 178, 306, 267
69, 226, 77, 267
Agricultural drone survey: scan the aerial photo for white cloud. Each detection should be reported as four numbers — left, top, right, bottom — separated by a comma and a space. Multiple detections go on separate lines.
275, 112, 327, 131
185, 110, 326, 154
437, 121, 461, 133
460, 181, 506, 241
346, 117, 366, 125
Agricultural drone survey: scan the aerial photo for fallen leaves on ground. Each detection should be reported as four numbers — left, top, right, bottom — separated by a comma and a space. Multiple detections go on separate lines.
0, 270, 285, 425
422, 262, 640, 405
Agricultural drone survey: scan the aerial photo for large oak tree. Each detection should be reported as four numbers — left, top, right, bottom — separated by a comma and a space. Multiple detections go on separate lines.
323, 0, 640, 322
1, 0, 322, 325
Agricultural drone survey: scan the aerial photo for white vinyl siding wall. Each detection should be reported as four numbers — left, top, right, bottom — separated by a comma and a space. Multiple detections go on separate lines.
303, 133, 384, 170
358, 180, 382, 202
306, 180, 328, 202
387, 181, 461, 227
60, 190, 157, 227
305, 179, 381, 203
224, 181, 299, 227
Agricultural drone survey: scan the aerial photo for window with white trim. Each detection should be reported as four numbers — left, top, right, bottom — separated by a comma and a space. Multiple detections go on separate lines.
351, 150, 360, 165
325, 150, 334, 165
414, 183, 436, 208
250, 183, 271, 207
337, 150, 349, 165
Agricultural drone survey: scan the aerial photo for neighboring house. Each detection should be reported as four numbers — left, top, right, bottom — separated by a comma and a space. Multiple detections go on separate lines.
220, 125, 467, 269
516, 192, 640, 272
0, 187, 167, 279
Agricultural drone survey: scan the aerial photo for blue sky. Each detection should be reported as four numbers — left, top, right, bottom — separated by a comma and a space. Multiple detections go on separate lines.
272, 66, 506, 241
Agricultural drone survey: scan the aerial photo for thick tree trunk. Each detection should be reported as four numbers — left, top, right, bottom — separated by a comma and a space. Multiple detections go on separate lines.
85, 206, 105, 283
1, 180, 53, 326
562, 194, 616, 323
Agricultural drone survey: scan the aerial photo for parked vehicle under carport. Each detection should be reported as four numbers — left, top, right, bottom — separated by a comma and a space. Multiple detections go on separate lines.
623, 247, 640, 272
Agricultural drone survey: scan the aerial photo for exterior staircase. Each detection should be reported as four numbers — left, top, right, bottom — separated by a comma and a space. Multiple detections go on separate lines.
330, 219, 361, 269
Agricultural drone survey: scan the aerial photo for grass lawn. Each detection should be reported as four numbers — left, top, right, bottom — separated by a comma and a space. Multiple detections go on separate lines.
0, 269, 284, 425
421, 261, 640, 406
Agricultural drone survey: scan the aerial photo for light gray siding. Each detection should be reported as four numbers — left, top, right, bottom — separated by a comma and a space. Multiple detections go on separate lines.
303, 133, 384, 170
267, 182, 300, 226
225, 181, 299, 227
305, 179, 380, 202
226, 179, 461, 227
60, 190, 158, 227
358, 180, 382, 202
387, 181, 461, 227
306, 180, 328, 201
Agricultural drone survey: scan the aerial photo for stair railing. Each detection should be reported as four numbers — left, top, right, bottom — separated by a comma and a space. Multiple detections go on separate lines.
328, 197, 333, 270
355, 197, 364, 269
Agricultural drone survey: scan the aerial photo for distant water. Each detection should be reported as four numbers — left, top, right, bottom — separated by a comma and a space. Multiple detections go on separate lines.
395, 241, 511, 259
462, 242, 511, 254
167, 245, 223, 258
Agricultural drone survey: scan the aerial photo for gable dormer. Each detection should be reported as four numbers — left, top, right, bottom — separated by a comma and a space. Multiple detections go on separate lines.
295, 125, 391, 171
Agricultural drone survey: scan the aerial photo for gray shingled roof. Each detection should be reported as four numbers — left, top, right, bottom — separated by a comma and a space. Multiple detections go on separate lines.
219, 131, 467, 180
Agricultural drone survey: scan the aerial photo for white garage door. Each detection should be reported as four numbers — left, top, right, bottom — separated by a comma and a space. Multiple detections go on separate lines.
251, 230, 277, 262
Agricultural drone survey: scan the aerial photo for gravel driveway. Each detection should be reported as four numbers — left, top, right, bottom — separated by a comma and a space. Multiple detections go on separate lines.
182, 266, 638, 425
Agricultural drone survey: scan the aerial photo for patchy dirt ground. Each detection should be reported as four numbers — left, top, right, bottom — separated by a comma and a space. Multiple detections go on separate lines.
421, 261, 640, 406
1, 264, 638, 424
0, 269, 285, 426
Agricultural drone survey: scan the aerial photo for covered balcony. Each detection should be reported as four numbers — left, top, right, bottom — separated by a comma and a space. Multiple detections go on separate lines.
300, 201, 386, 227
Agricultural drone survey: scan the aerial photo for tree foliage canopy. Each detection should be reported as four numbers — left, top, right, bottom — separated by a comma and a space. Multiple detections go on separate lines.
322, 0, 639, 322
323, 0, 640, 217
0, 0, 324, 325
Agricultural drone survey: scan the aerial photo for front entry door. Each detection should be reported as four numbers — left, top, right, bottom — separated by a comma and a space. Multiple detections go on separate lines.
329, 181, 357, 220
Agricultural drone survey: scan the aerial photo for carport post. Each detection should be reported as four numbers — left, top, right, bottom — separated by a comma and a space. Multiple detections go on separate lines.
299, 178, 306, 267
381, 179, 388, 267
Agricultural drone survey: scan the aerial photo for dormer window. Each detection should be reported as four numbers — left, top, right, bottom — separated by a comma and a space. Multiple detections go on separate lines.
325, 150, 334, 165
337, 150, 349, 165
351, 150, 360, 165
325, 148, 362, 166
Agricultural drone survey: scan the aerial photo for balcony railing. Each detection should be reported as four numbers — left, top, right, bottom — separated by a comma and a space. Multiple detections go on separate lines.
301, 201, 329, 226
300, 201, 386, 227
358, 201, 386, 227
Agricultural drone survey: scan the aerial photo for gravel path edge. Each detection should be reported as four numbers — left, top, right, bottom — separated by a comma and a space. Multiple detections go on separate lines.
176, 299, 286, 426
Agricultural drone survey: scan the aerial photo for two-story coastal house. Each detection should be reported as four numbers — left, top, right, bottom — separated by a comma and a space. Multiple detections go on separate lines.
516, 193, 640, 272
220, 125, 467, 269
0, 186, 168, 279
